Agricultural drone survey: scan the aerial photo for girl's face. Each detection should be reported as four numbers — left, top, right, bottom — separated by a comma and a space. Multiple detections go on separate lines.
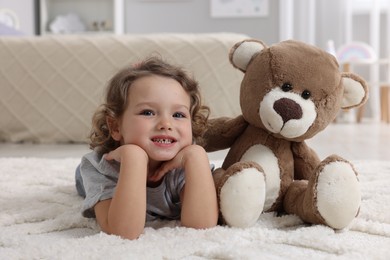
111, 75, 193, 164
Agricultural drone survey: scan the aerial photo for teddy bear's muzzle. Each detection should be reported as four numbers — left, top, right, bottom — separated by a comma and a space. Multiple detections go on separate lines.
273, 98, 303, 123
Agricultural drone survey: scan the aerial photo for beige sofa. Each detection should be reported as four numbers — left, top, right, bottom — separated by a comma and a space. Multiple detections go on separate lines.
0, 33, 247, 146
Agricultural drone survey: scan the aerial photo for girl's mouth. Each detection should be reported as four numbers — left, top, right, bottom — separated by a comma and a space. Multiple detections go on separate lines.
152, 138, 175, 144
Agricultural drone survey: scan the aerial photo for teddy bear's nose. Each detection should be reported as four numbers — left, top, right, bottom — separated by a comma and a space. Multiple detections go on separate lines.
273, 98, 303, 123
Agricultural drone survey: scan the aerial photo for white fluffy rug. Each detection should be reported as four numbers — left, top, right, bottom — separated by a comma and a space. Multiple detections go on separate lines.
1, 158, 389, 259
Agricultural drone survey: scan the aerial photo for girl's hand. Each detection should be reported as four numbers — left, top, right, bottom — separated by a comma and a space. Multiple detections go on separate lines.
105, 144, 147, 163
104, 147, 123, 162
148, 154, 182, 184
148, 145, 200, 183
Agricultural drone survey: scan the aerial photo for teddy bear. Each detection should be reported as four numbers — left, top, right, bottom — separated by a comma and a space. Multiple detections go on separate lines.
198, 39, 368, 229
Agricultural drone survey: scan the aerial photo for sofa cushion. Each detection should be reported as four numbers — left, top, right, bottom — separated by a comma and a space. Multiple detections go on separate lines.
0, 33, 246, 143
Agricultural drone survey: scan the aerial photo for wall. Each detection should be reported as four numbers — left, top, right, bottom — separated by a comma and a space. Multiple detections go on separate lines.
0, 0, 36, 35
124, 0, 280, 44
315, 0, 345, 49
1, 0, 386, 56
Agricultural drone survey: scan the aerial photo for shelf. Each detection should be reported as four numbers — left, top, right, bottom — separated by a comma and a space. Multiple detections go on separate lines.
39, 0, 124, 35
349, 0, 389, 15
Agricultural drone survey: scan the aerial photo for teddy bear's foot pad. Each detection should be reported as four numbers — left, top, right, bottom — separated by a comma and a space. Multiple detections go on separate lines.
316, 161, 361, 229
220, 168, 266, 228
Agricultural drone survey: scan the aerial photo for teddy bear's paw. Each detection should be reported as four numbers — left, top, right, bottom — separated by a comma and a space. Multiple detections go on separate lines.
220, 164, 266, 228
316, 159, 361, 229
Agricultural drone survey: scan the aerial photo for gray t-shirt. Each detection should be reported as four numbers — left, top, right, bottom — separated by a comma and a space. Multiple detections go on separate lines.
78, 151, 185, 221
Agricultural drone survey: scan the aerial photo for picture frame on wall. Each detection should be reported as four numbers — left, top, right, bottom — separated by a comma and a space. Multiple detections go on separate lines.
0, 8, 20, 29
210, 0, 269, 18
0, 0, 38, 35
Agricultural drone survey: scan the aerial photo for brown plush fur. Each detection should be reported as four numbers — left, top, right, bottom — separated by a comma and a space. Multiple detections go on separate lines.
199, 39, 368, 229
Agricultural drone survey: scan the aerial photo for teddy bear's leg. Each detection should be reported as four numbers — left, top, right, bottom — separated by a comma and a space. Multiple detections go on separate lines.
284, 155, 361, 229
214, 161, 266, 228
314, 156, 361, 229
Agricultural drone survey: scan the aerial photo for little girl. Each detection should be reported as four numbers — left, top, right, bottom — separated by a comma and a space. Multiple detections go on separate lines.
75, 57, 218, 240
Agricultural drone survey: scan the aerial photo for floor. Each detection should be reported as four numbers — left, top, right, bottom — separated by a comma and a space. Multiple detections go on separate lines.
1, 122, 389, 162
209, 121, 390, 162
306, 122, 390, 161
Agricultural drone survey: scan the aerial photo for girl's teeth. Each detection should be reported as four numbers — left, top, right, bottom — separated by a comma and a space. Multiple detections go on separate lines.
154, 139, 172, 144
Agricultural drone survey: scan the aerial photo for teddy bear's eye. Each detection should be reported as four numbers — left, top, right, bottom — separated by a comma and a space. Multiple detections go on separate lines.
301, 90, 311, 100
281, 83, 293, 92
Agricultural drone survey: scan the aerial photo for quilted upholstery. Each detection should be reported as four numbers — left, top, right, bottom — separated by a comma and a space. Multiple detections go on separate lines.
0, 34, 246, 143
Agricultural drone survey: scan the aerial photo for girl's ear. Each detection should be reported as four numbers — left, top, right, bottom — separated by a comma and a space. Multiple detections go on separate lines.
106, 116, 122, 141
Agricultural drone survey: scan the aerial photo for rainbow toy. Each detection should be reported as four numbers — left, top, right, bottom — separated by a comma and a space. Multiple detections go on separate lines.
336, 41, 377, 63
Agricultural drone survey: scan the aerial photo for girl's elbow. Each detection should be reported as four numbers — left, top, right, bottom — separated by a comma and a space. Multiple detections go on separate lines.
120, 230, 143, 240
183, 222, 217, 230
200, 219, 218, 229
182, 216, 218, 229
102, 225, 144, 240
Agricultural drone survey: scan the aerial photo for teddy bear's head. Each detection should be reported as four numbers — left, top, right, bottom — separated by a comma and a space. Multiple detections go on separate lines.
230, 40, 368, 142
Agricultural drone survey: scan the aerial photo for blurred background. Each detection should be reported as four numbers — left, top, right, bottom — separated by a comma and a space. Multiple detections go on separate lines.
1, 0, 390, 123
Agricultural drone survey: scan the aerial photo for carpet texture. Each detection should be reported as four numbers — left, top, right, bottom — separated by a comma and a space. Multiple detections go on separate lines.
0, 158, 389, 259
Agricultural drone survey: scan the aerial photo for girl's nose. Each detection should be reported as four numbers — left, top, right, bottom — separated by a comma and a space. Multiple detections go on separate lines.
158, 116, 172, 130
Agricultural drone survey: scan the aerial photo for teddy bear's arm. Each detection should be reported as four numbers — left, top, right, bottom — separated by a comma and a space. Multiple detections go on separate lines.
291, 141, 321, 180
197, 115, 248, 152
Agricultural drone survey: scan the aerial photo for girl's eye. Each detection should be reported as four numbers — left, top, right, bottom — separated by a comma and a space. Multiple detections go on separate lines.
173, 112, 186, 118
140, 110, 154, 116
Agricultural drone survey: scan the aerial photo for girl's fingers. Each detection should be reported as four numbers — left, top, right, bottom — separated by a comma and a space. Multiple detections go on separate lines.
103, 153, 111, 160
150, 168, 167, 182
104, 149, 121, 162
150, 162, 174, 182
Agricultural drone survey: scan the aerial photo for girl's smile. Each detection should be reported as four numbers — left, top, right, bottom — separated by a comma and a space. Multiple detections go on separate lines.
151, 135, 177, 146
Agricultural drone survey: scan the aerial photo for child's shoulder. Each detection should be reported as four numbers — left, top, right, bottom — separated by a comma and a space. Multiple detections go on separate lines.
81, 150, 101, 162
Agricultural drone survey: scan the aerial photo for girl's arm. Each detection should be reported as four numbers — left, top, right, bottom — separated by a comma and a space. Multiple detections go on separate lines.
94, 144, 148, 240
155, 145, 218, 228
180, 145, 218, 228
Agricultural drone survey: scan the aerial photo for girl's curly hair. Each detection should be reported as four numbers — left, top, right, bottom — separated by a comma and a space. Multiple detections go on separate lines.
89, 56, 209, 155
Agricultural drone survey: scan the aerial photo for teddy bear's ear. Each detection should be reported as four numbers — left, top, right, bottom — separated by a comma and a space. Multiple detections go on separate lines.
229, 39, 267, 72
341, 72, 369, 109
